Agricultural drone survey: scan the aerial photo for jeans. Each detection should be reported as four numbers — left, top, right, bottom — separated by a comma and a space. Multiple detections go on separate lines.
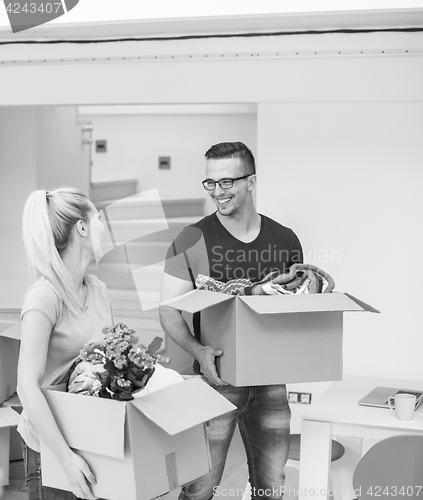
179, 383, 291, 500
21, 440, 79, 500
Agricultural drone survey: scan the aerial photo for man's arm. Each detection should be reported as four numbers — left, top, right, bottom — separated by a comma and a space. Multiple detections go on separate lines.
159, 272, 226, 385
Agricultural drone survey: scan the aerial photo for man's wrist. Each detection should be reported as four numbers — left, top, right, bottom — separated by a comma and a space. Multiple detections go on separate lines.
190, 342, 206, 361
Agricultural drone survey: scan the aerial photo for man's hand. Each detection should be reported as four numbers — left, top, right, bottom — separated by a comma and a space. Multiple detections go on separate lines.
160, 273, 227, 386
196, 345, 227, 386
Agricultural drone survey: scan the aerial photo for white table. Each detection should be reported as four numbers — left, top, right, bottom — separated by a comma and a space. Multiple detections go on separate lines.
298, 375, 423, 500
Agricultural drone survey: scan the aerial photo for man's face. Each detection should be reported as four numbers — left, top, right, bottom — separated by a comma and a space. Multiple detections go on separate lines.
205, 157, 252, 217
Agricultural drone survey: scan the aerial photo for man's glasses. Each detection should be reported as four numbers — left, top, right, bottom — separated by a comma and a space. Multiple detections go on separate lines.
202, 174, 252, 191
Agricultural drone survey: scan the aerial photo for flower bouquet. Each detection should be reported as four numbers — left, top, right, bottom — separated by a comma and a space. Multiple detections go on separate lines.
67, 323, 163, 401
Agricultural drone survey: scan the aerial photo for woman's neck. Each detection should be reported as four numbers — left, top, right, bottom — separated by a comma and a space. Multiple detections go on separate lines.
61, 248, 90, 292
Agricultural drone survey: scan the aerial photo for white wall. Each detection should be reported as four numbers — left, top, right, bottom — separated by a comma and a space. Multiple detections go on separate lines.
257, 102, 423, 383
37, 107, 90, 195
86, 111, 256, 209
0, 108, 37, 307
0, 106, 91, 308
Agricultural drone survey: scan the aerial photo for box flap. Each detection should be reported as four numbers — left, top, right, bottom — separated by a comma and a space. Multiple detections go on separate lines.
129, 377, 236, 435
1, 393, 21, 408
238, 292, 379, 314
343, 293, 380, 313
0, 322, 21, 340
0, 407, 20, 428
42, 385, 127, 459
162, 289, 234, 314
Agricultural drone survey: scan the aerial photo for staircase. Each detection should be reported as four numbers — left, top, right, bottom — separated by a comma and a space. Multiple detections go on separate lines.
90, 180, 205, 374
90, 179, 138, 204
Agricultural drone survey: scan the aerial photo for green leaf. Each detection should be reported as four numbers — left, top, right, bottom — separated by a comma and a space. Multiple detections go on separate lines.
147, 337, 163, 355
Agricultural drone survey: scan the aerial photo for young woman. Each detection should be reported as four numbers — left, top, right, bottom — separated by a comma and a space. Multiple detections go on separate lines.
17, 188, 113, 500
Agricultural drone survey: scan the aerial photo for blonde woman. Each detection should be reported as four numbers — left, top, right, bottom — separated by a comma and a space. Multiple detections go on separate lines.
17, 188, 112, 500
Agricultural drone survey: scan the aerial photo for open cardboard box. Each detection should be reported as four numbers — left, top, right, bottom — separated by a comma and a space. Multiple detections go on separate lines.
0, 321, 21, 406
165, 290, 380, 386
1, 394, 23, 462
41, 377, 236, 500
0, 319, 22, 487
0, 407, 21, 487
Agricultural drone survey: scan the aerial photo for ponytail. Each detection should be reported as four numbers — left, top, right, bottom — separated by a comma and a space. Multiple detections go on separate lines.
22, 188, 91, 313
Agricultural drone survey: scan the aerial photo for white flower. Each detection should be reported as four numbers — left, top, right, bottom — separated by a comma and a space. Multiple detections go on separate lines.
68, 361, 105, 394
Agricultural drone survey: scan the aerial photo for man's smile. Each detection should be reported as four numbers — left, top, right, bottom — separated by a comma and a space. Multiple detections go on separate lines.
216, 197, 232, 205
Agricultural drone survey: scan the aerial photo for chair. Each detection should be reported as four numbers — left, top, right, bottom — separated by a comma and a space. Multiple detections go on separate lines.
353, 435, 423, 499
287, 434, 345, 499
241, 434, 345, 500
288, 433, 345, 462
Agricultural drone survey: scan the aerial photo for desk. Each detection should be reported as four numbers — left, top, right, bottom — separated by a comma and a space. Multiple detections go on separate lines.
298, 375, 423, 500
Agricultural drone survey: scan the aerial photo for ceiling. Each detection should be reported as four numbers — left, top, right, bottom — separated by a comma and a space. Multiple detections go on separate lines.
0, 9, 422, 43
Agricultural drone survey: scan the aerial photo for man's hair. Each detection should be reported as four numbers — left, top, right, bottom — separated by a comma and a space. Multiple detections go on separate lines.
205, 142, 256, 175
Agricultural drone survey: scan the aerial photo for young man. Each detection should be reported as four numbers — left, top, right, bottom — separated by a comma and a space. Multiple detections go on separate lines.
159, 142, 303, 500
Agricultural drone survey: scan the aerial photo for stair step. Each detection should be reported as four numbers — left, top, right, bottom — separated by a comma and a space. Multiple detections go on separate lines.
90, 263, 164, 292
99, 241, 170, 266
90, 179, 138, 203
112, 316, 163, 333
95, 196, 205, 221
0, 310, 21, 321
100, 217, 199, 245
108, 288, 161, 313
112, 306, 160, 320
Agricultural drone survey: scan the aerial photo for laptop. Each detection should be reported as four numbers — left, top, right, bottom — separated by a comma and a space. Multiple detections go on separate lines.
358, 386, 423, 409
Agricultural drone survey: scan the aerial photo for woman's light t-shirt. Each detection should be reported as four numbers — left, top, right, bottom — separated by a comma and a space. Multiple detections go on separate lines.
18, 274, 113, 452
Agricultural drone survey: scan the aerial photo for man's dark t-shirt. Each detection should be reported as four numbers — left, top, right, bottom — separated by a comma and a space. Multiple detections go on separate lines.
164, 212, 303, 375
165, 212, 303, 283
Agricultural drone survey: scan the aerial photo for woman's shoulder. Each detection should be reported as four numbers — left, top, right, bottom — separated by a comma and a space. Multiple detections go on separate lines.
24, 277, 60, 303
21, 277, 62, 323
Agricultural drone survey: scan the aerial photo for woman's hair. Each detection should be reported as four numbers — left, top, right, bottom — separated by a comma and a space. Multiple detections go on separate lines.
22, 187, 92, 312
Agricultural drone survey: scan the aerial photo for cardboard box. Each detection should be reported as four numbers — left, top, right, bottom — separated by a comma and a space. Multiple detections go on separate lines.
0, 407, 21, 487
165, 290, 379, 386
0, 322, 21, 406
41, 377, 236, 500
1, 394, 23, 461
